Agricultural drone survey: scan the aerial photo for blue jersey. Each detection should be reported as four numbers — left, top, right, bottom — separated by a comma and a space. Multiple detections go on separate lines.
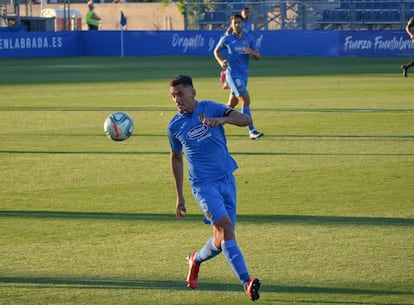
167, 100, 238, 185
215, 31, 256, 77
243, 20, 253, 34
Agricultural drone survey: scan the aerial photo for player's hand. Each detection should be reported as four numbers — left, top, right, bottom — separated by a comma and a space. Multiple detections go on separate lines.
176, 197, 186, 220
220, 60, 228, 69
203, 117, 224, 127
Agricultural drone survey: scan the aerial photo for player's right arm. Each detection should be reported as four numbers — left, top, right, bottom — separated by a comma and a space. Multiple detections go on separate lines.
225, 24, 233, 36
170, 151, 186, 219
406, 17, 414, 39
214, 37, 228, 69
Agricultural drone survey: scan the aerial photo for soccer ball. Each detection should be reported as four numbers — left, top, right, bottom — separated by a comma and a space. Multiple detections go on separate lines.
103, 112, 134, 141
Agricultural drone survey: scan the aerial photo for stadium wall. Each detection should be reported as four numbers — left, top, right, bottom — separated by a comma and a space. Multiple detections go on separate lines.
0, 30, 413, 58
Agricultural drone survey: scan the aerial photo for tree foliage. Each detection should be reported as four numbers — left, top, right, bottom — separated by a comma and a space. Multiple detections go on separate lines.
160, 0, 217, 16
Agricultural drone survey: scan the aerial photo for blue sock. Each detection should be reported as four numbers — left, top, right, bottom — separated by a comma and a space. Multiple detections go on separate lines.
195, 238, 222, 264
241, 106, 255, 132
222, 239, 250, 284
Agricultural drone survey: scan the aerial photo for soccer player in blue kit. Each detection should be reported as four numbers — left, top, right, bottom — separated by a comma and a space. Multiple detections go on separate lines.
401, 16, 414, 77
167, 75, 261, 301
214, 13, 263, 140
225, 7, 253, 35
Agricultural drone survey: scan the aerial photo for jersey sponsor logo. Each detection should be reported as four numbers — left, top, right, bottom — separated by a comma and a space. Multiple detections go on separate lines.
187, 124, 209, 140
235, 45, 248, 54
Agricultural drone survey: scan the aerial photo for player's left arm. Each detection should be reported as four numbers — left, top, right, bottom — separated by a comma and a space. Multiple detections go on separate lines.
244, 37, 260, 60
203, 108, 252, 127
249, 48, 260, 60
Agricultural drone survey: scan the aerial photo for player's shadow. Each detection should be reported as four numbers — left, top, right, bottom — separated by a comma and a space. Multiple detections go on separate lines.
0, 210, 413, 227
2, 149, 413, 157
0, 276, 411, 298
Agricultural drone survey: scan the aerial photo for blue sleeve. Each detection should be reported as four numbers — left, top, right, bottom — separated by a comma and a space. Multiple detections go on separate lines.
249, 34, 257, 50
206, 100, 231, 117
214, 35, 226, 51
167, 126, 182, 153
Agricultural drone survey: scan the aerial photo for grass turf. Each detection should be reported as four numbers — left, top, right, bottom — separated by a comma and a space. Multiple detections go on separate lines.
0, 56, 413, 305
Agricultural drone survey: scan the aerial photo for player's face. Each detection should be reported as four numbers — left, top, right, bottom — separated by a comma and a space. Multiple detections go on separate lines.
170, 84, 196, 113
231, 17, 243, 34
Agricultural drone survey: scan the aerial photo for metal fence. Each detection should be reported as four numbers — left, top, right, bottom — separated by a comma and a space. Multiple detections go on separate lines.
184, 0, 414, 30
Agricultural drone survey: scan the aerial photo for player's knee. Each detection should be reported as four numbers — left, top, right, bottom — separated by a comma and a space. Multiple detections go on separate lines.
214, 216, 235, 242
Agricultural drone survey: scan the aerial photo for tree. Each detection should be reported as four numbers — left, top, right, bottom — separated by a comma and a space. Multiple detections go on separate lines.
160, 0, 186, 15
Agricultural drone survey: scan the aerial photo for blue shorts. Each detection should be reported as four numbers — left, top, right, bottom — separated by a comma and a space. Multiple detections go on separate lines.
191, 174, 237, 229
226, 71, 248, 97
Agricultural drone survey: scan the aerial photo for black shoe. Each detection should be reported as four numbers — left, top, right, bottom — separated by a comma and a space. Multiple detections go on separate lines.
245, 278, 261, 301
401, 65, 408, 77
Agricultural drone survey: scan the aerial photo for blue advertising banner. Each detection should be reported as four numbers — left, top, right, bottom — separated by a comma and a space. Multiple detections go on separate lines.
79, 30, 339, 57
0, 31, 79, 58
257, 30, 340, 57
0, 30, 412, 58
339, 31, 414, 57
80, 31, 224, 56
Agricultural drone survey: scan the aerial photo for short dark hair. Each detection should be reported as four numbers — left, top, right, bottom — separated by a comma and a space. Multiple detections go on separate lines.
231, 13, 243, 21
170, 75, 193, 87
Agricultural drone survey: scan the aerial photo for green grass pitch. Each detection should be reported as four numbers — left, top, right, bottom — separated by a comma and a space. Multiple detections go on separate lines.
0, 56, 413, 305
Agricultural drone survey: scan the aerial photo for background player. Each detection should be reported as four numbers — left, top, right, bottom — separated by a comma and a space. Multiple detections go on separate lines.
401, 16, 414, 77
214, 14, 263, 140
